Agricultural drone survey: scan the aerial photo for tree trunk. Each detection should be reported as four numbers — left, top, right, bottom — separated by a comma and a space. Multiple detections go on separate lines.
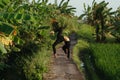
101, 17, 106, 42
96, 24, 100, 42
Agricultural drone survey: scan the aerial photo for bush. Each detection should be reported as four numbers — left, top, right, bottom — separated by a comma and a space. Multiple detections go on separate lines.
0, 42, 52, 80
76, 24, 95, 42
23, 49, 51, 80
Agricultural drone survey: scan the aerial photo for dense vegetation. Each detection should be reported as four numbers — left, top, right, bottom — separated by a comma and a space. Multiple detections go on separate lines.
73, 1, 120, 80
73, 23, 120, 80
0, 0, 120, 80
0, 0, 76, 80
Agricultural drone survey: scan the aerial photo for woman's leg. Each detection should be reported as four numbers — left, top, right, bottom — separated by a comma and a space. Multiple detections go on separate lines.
66, 41, 70, 58
67, 47, 70, 58
62, 41, 70, 58
52, 39, 63, 57
52, 40, 58, 54
62, 45, 67, 54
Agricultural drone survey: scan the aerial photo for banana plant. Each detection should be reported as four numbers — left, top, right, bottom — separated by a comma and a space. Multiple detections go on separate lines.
0, 0, 75, 55
57, 0, 76, 15
79, 0, 96, 25
93, 1, 116, 42
111, 7, 120, 42
0, 0, 36, 53
79, 3, 93, 24
80, 0, 116, 42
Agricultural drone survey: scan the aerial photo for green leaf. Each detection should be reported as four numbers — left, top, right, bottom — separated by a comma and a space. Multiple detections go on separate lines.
2, 0, 9, 5
0, 3, 4, 8
0, 42, 7, 55
0, 22, 14, 34
12, 46, 20, 52
83, 3, 86, 11
79, 14, 86, 19
59, 0, 64, 7
66, 7, 76, 12
3, 13, 8, 19
15, 13, 22, 20
8, 13, 15, 19
23, 14, 31, 20
40, 30, 47, 36
13, 36, 24, 45
62, 0, 69, 9
109, 11, 117, 15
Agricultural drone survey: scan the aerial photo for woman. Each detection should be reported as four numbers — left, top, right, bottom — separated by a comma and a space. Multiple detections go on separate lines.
51, 21, 70, 58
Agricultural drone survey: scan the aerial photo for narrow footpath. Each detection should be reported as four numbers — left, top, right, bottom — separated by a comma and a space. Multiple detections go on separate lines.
43, 33, 85, 80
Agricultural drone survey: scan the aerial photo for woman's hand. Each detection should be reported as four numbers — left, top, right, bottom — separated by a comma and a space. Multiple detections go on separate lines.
50, 31, 55, 35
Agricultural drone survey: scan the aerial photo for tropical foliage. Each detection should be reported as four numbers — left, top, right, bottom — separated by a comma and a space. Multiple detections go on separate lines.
0, 0, 120, 80
0, 0, 75, 54
74, 24, 120, 80
0, 0, 76, 79
80, 0, 119, 42
111, 7, 120, 42
75, 1, 120, 80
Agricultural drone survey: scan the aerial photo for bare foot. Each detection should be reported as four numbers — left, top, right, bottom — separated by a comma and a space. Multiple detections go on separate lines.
53, 54, 57, 58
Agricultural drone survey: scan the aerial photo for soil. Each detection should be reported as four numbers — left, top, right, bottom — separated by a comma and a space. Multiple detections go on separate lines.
43, 33, 85, 80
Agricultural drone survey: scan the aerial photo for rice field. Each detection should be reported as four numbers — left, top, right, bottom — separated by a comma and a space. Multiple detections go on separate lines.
73, 24, 120, 80
89, 43, 120, 80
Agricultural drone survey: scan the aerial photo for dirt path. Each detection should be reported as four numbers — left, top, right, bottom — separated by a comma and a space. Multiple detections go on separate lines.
43, 33, 84, 80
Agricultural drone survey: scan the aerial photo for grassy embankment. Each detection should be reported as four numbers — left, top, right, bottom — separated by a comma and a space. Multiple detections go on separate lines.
0, 43, 53, 80
73, 24, 120, 80
0, 28, 53, 80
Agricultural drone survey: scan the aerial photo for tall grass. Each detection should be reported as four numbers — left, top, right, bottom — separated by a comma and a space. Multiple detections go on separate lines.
90, 43, 120, 80
73, 24, 120, 80
23, 49, 52, 80
73, 40, 120, 80
0, 42, 52, 80
76, 24, 95, 42
73, 40, 89, 71
73, 40, 100, 80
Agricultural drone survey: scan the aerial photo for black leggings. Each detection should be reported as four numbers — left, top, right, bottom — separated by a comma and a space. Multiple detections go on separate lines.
52, 38, 70, 58
52, 39, 63, 54
62, 41, 70, 58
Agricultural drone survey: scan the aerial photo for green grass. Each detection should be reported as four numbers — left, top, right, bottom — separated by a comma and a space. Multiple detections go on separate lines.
23, 49, 52, 80
73, 24, 120, 80
90, 43, 120, 80
73, 40, 100, 80
73, 40, 120, 80
0, 42, 52, 80
73, 40, 89, 71
76, 24, 95, 42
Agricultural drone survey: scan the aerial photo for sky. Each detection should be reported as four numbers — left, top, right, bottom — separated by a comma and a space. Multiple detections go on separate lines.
32, 0, 120, 16
48, 0, 120, 16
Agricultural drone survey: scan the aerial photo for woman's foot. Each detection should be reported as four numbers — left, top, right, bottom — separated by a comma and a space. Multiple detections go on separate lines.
53, 54, 57, 58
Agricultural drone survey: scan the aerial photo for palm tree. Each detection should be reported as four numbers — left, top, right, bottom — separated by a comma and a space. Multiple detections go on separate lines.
93, 1, 116, 42
57, 0, 76, 16
79, 3, 93, 25
80, 0, 115, 42
111, 7, 120, 42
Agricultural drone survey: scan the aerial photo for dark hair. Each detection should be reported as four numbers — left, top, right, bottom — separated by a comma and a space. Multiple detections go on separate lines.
52, 22, 59, 32
52, 22, 59, 28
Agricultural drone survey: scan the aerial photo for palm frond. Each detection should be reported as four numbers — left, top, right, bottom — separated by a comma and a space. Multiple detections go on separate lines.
58, 0, 64, 7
